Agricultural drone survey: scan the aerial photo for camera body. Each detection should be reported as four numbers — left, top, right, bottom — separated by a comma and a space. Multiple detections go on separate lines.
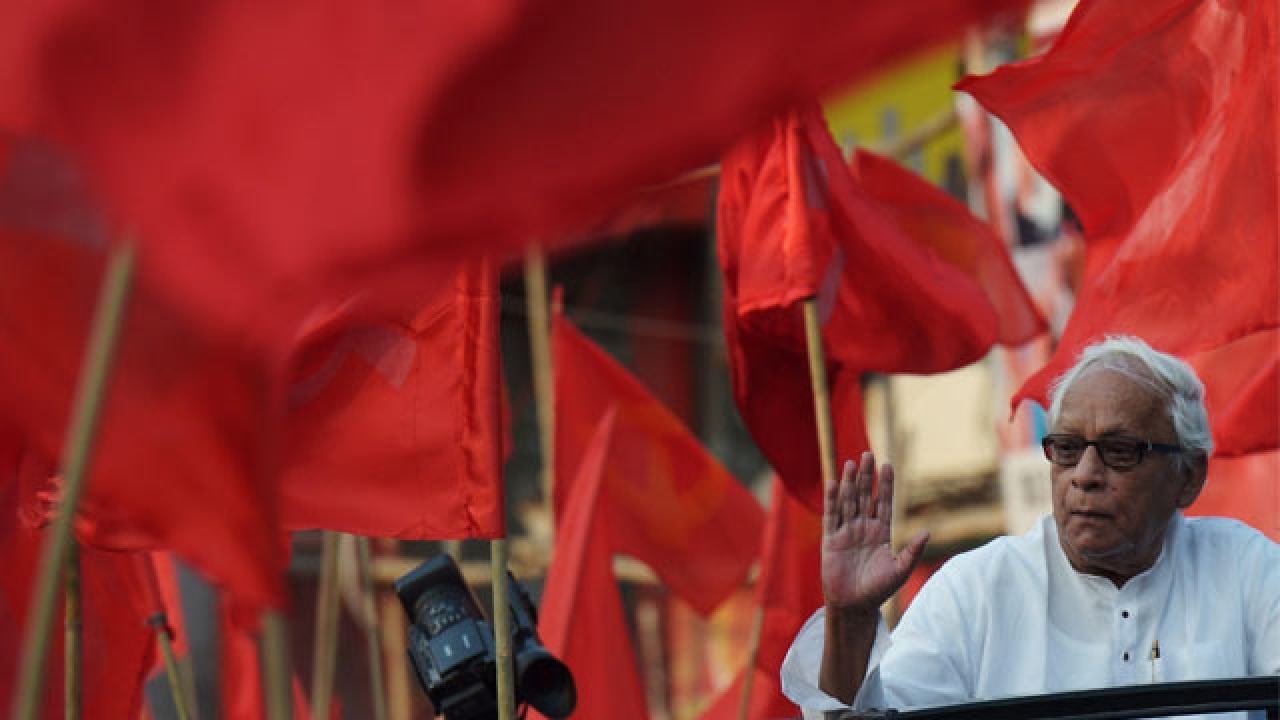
395, 555, 575, 720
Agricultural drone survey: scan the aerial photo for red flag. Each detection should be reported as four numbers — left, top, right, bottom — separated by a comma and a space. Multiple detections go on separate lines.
3, 0, 1027, 344
0, 442, 156, 720
553, 311, 763, 615
1188, 451, 1280, 542
959, 0, 1279, 452
698, 480, 824, 720
219, 603, 328, 720
281, 261, 506, 539
849, 149, 1045, 347
0, 134, 287, 609
718, 105, 1018, 509
534, 409, 648, 720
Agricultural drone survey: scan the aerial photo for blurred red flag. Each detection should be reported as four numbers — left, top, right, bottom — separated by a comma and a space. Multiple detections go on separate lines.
959, 0, 1279, 455
219, 602, 328, 720
699, 479, 824, 720
0, 442, 156, 720
717, 104, 1027, 509
3, 0, 1026, 344
553, 310, 763, 616
281, 261, 506, 539
0, 134, 287, 609
1188, 451, 1280, 542
534, 409, 649, 720
849, 149, 1045, 346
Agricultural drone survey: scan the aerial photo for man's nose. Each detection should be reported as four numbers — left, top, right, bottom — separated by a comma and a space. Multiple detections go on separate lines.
1070, 445, 1108, 490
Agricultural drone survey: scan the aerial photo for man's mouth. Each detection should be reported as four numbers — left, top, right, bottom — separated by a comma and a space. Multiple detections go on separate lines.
1071, 510, 1112, 519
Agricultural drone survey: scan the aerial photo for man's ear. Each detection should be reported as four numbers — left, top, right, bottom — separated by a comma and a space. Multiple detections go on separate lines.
1175, 451, 1209, 508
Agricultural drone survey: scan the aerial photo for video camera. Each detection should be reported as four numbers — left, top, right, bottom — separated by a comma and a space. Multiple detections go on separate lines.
394, 555, 576, 720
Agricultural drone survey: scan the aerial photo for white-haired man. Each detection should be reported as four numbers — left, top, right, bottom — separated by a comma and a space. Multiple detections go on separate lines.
781, 336, 1280, 718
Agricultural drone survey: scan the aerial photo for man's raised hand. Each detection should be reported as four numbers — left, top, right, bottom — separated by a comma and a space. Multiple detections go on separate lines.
821, 452, 930, 613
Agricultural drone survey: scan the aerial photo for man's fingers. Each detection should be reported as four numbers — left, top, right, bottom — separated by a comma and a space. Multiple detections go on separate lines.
894, 531, 931, 581
855, 451, 875, 518
874, 462, 895, 520
838, 458, 856, 525
824, 461, 847, 533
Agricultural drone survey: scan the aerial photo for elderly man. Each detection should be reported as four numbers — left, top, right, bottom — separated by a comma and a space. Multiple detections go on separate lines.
781, 336, 1280, 717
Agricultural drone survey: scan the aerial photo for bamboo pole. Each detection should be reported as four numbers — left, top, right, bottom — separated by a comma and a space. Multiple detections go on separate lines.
261, 611, 293, 720
523, 247, 555, 516
153, 618, 194, 720
64, 544, 81, 720
801, 300, 839, 491
13, 244, 135, 720
311, 532, 343, 720
491, 539, 515, 720
355, 537, 389, 720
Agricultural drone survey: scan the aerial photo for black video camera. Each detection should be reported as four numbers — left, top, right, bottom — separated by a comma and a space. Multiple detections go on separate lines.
394, 555, 576, 720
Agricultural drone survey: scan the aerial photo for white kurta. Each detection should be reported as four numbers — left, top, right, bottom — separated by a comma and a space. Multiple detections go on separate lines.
781, 513, 1280, 719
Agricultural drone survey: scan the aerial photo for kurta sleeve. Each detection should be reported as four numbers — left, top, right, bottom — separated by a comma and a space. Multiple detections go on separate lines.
779, 607, 893, 719
780, 562, 982, 718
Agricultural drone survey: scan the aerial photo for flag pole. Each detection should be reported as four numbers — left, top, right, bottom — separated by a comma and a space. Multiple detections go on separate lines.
523, 246, 555, 522
13, 243, 136, 720
355, 536, 389, 720
490, 539, 516, 720
261, 611, 293, 720
64, 543, 82, 720
801, 299, 839, 494
311, 531, 343, 720
152, 616, 194, 720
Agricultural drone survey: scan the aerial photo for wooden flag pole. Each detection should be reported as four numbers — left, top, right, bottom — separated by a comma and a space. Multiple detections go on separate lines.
13, 243, 136, 720
261, 611, 293, 720
311, 531, 343, 720
523, 246, 555, 519
355, 536, 389, 720
491, 539, 515, 720
64, 543, 82, 720
801, 299, 839, 493
151, 616, 194, 720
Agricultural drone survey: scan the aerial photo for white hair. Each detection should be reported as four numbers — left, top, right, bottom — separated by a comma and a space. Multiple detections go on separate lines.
1047, 336, 1213, 475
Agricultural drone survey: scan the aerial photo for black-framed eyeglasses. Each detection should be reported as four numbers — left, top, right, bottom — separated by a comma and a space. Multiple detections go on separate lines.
1041, 434, 1183, 471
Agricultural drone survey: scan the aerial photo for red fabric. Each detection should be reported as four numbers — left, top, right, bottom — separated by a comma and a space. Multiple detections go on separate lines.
553, 312, 764, 616
1188, 451, 1280, 542
1188, 330, 1280, 457
0, 442, 156, 720
0, 134, 286, 609
281, 261, 506, 539
698, 480, 824, 720
959, 0, 1279, 453
3, 0, 1026, 344
219, 603, 325, 720
718, 105, 1015, 510
849, 149, 1045, 346
534, 410, 649, 720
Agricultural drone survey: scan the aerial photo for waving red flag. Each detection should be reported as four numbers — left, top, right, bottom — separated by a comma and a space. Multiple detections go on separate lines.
3, 0, 1026, 344
0, 443, 156, 720
850, 149, 1045, 346
718, 105, 1027, 509
554, 311, 763, 616
534, 409, 649, 720
0, 134, 286, 609
281, 261, 506, 539
959, 0, 1279, 456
